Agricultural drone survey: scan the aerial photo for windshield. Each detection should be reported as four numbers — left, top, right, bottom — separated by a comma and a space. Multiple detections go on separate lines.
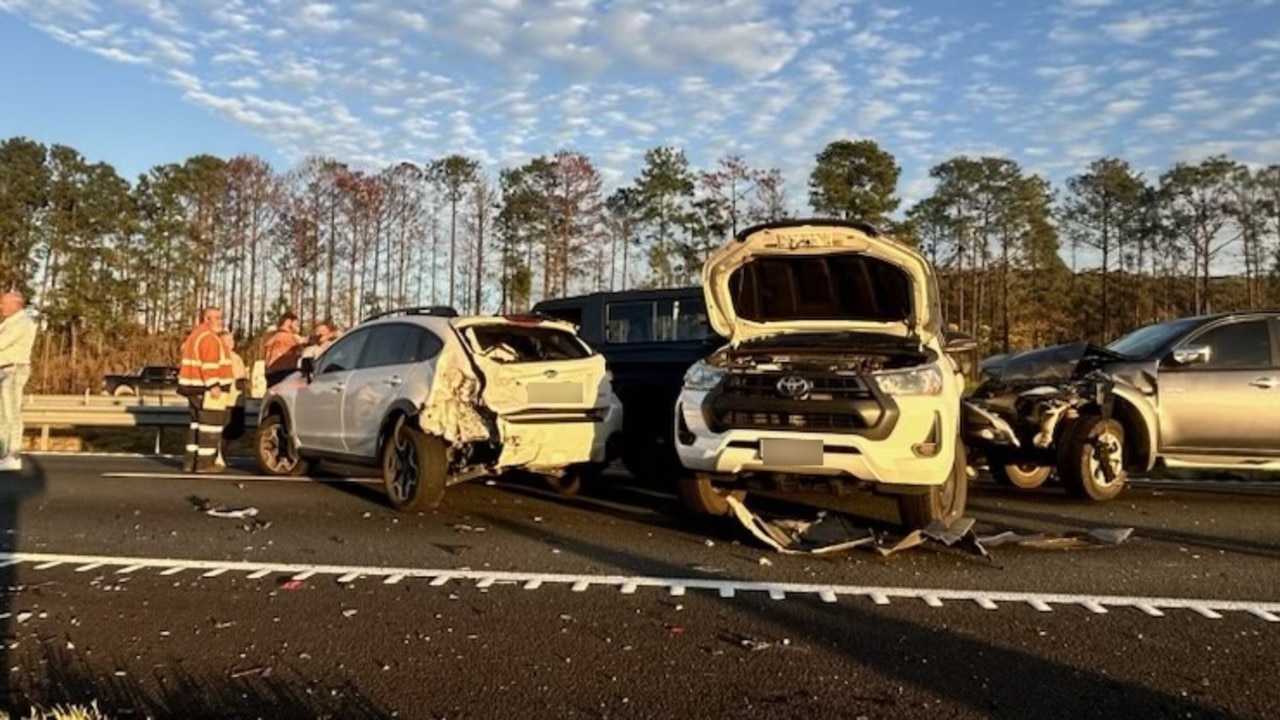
1105, 317, 1200, 359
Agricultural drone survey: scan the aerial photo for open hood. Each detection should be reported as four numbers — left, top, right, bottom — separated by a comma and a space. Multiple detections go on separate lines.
703, 220, 939, 345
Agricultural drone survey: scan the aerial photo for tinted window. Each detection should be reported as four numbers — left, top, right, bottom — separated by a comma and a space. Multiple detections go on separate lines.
405, 328, 445, 363
360, 326, 416, 368
729, 254, 911, 323
317, 329, 370, 374
1188, 320, 1273, 368
606, 298, 710, 344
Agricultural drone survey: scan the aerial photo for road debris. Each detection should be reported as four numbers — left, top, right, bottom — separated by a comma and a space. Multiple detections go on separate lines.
725, 495, 1133, 557
230, 665, 272, 679
342, 609, 358, 618
277, 579, 305, 591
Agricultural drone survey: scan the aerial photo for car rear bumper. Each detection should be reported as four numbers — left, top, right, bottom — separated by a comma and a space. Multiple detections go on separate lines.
495, 395, 624, 471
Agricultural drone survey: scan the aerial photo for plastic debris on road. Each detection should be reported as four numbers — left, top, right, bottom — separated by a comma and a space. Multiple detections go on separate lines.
725, 496, 875, 555
725, 496, 1133, 557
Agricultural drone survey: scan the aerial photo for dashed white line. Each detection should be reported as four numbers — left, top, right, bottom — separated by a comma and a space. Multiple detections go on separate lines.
2, 551, 1277, 623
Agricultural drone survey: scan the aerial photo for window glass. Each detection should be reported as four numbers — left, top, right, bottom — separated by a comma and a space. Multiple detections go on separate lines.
405, 328, 445, 364
606, 302, 654, 343
1188, 320, 1272, 368
361, 325, 414, 368
606, 298, 710, 343
317, 328, 370, 374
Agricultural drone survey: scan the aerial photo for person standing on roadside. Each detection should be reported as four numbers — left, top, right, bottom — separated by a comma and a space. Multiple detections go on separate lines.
299, 321, 340, 364
263, 312, 305, 386
218, 330, 247, 467
177, 307, 233, 473
0, 290, 37, 472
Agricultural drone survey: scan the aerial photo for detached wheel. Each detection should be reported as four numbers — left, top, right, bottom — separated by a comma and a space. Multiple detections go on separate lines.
677, 473, 745, 517
990, 459, 1052, 489
382, 418, 448, 512
898, 440, 969, 530
1060, 416, 1126, 501
255, 413, 311, 477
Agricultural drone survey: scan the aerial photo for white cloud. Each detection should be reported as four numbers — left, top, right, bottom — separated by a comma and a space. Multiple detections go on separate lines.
1102, 11, 1201, 43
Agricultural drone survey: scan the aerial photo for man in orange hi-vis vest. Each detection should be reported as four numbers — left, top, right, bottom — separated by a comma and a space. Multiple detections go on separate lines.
178, 306, 234, 473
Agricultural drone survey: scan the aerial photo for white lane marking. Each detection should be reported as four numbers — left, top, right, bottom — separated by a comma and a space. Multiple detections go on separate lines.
5, 551, 1279, 622
99, 472, 380, 485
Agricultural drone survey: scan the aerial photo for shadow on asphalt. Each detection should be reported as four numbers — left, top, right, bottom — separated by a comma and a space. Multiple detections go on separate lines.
0, 458, 394, 718
476, 512, 1231, 720
971, 501, 1280, 561
11, 644, 392, 719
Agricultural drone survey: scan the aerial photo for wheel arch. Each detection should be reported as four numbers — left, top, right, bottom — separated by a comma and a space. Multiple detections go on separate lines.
1109, 386, 1158, 472
376, 400, 423, 458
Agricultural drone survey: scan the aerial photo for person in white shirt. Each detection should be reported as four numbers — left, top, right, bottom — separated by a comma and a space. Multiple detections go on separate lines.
299, 322, 340, 364
0, 290, 37, 472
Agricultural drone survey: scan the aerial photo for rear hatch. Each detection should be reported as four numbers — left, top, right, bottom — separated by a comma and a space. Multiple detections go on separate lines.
452, 316, 610, 417
704, 221, 939, 345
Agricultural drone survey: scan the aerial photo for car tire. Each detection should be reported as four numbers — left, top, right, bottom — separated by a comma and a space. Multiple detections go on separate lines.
544, 463, 602, 497
990, 459, 1052, 489
382, 418, 448, 512
1060, 416, 1127, 502
114, 385, 136, 397
254, 413, 311, 477
898, 439, 969, 530
677, 473, 745, 517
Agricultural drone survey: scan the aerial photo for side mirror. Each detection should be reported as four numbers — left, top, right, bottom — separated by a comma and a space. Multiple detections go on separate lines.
1170, 345, 1210, 367
299, 356, 315, 380
945, 332, 978, 355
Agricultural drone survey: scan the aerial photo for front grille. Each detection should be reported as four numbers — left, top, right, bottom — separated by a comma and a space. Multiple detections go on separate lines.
721, 373, 873, 400
714, 410, 866, 432
706, 370, 891, 436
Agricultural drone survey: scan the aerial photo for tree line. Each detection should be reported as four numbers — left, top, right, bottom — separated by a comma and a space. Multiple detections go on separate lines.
1, 135, 1278, 393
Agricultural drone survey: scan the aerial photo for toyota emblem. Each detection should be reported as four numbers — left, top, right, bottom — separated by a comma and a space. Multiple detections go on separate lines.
776, 376, 812, 399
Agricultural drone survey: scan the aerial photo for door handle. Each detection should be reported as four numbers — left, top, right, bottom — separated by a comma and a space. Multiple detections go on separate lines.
333, 383, 346, 392
385, 378, 402, 387
1249, 377, 1279, 389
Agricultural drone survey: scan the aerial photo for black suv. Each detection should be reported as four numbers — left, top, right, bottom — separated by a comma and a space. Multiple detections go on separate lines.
534, 287, 723, 479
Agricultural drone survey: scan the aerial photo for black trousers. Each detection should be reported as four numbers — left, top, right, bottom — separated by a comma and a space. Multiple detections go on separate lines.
185, 394, 227, 472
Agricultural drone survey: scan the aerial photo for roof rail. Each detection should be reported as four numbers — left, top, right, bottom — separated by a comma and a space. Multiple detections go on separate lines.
362, 305, 459, 323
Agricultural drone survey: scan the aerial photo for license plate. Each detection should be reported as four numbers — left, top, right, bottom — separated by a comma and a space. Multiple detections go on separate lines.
526, 382, 583, 404
760, 438, 823, 466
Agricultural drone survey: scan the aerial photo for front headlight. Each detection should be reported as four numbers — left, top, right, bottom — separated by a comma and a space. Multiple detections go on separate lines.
683, 360, 727, 391
873, 363, 945, 396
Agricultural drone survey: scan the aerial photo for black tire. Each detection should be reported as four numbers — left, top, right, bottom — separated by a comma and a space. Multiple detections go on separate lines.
1059, 416, 1127, 502
677, 473, 745, 517
990, 460, 1052, 489
254, 413, 311, 477
544, 463, 603, 497
382, 418, 448, 512
898, 440, 970, 530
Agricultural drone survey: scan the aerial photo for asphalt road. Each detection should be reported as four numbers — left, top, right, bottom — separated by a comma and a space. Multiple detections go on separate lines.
1, 455, 1278, 719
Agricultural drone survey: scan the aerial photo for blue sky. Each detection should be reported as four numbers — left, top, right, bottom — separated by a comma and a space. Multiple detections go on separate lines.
2, 0, 1280, 211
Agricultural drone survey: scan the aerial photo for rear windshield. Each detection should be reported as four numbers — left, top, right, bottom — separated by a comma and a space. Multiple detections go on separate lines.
730, 254, 912, 322
467, 324, 591, 363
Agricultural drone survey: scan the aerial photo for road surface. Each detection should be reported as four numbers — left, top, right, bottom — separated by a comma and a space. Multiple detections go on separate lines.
1, 455, 1277, 718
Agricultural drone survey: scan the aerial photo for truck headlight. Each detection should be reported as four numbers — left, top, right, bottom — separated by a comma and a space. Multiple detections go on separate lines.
683, 360, 727, 391
873, 363, 944, 396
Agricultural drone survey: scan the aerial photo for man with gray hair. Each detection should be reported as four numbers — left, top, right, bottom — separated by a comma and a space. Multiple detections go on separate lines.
0, 290, 37, 471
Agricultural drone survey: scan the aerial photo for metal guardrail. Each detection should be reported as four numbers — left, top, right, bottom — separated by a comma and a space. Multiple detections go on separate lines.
20, 393, 262, 451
